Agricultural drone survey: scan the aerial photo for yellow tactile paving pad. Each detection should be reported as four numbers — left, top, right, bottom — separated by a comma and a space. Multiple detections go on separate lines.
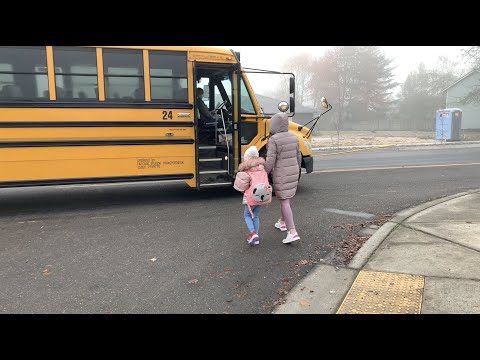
337, 271, 424, 314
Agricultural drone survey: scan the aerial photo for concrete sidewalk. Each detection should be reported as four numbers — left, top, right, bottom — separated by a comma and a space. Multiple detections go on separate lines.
274, 189, 480, 314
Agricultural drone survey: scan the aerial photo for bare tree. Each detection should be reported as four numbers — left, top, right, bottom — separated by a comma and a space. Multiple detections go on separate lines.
462, 46, 480, 67
263, 80, 287, 100
309, 47, 357, 138
460, 46, 480, 104
281, 53, 314, 105
395, 58, 460, 131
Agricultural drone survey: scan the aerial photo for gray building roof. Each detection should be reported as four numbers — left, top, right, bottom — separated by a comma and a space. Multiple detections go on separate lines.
442, 69, 480, 92
255, 94, 318, 114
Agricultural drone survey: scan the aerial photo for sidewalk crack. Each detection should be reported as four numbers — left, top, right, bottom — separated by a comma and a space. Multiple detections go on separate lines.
399, 223, 480, 254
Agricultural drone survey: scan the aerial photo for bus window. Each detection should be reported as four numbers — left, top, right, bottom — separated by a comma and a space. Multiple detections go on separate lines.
0, 46, 48, 100
240, 78, 255, 114
240, 122, 258, 145
218, 77, 232, 106
53, 47, 98, 100
150, 68, 173, 100
149, 51, 188, 102
197, 77, 210, 108
103, 49, 144, 101
0, 64, 14, 91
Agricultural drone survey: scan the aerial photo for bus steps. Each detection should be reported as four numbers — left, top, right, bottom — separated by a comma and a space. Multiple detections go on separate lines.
198, 158, 223, 170
198, 145, 232, 187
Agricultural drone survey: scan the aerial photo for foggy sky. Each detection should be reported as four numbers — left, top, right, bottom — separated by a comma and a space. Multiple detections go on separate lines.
223, 46, 466, 96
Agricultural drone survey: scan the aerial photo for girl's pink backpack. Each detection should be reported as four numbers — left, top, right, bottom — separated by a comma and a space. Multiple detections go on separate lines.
245, 170, 273, 217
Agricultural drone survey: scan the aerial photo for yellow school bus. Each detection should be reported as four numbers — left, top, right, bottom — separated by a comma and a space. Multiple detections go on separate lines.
0, 46, 315, 189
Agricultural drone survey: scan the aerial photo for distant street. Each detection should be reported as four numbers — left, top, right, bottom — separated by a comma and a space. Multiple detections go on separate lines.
313, 146, 480, 172
1, 146, 479, 313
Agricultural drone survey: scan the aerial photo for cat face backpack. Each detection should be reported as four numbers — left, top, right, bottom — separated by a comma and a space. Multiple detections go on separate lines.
245, 170, 272, 217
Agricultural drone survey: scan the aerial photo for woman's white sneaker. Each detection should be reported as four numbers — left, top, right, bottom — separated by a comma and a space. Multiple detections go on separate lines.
274, 221, 287, 231
282, 233, 300, 244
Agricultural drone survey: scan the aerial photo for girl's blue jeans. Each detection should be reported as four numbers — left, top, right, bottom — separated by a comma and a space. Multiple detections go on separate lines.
244, 205, 261, 234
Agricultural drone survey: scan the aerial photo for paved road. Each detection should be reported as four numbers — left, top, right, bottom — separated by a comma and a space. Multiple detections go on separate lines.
313, 146, 480, 171
1, 147, 479, 313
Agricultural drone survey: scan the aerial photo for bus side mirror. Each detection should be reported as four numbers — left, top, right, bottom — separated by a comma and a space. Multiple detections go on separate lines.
278, 101, 289, 112
290, 96, 295, 113
321, 96, 329, 108
289, 77, 295, 94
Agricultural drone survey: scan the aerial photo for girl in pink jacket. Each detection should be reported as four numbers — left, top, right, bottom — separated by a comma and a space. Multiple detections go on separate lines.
233, 146, 267, 245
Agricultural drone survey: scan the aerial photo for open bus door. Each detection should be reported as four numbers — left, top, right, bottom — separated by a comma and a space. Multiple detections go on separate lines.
193, 62, 239, 189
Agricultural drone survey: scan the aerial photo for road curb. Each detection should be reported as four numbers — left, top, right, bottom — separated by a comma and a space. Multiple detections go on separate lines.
347, 221, 399, 270
272, 264, 359, 314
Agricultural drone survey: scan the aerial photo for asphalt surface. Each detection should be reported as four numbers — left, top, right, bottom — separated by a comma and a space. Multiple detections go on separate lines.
313, 146, 480, 171
1, 147, 479, 313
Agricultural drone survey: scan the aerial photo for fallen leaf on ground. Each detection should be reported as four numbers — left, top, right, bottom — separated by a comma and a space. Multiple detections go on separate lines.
188, 279, 198, 284
149, 257, 157, 262
273, 298, 287, 306
276, 289, 288, 296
